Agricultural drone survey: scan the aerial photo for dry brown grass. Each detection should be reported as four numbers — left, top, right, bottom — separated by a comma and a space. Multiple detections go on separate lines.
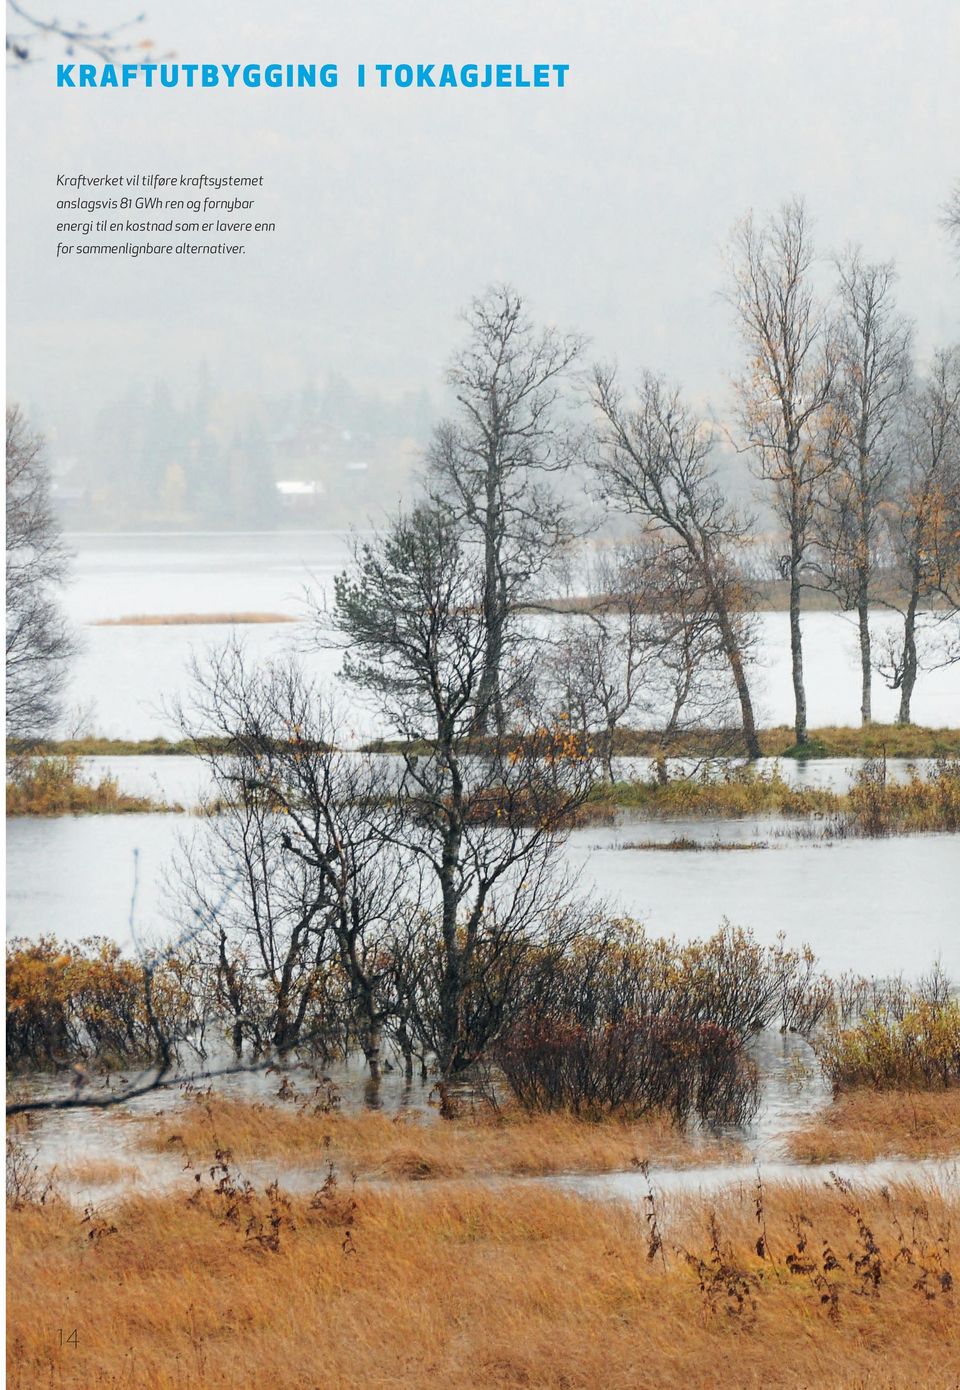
55, 1158, 142, 1186
92, 612, 297, 626
8, 1172, 959, 1389
131, 1094, 745, 1178
787, 1088, 960, 1163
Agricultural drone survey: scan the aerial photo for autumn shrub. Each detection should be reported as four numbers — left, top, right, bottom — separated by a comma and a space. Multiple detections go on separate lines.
498, 922, 832, 1122
595, 764, 839, 818
512, 921, 831, 1041
818, 996, 960, 1092
590, 756, 960, 832
846, 757, 960, 834
5, 754, 171, 815
5, 936, 197, 1069
498, 1013, 759, 1124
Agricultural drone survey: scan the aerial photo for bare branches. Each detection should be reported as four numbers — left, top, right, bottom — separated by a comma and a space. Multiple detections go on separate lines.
425, 285, 586, 733
173, 643, 414, 1075
543, 541, 738, 780
725, 197, 837, 744
879, 347, 960, 722
811, 250, 913, 723
588, 368, 761, 758
6, 406, 78, 740
943, 182, 960, 265
6, 1, 147, 65
327, 505, 598, 1086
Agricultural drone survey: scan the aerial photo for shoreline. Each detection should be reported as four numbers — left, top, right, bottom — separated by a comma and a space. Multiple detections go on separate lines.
11, 723, 960, 760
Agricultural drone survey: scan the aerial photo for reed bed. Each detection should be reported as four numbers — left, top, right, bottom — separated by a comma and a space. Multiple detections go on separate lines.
92, 612, 296, 626
132, 1093, 743, 1178
592, 768, 840, 818
5, 756, 177, 816
585, 757, 960, 831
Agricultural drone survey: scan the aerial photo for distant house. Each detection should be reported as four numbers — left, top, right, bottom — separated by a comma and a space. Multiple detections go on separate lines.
276, 479, 325, 510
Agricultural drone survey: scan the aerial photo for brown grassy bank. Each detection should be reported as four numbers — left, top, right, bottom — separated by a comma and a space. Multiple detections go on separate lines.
531, 578, 948, 616
584, 758, 960, 830
787, 1089, 960, 1164
5, 757, 178, 816
133, 1094, 743, 1178
754, 723, 960, 760
611, 722, 960, 761
92, 611, 297, 626
18, 725, 960, 761
8, 1173, 959, 1390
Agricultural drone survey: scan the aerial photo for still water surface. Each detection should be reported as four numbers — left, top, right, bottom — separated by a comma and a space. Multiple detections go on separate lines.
59, 531, 960, 738
7, 808, 959, 977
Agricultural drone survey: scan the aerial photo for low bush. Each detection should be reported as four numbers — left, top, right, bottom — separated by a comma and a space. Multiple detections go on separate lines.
5, 936, 198, 1070
846, 757, 960, 834
498, 1013, 759, 1125
498, 923, 832, 1123
818, 996, 960, 1092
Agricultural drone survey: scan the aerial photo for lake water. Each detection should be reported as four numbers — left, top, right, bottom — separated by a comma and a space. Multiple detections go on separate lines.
7, 807, 959, 978
6, 1028, 835, 1207
8, 1032, 951, 1210
68, 752, 944, 806
58, 531, 960, 738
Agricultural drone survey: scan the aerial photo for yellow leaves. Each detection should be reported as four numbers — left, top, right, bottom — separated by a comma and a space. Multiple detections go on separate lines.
7, 937, 194, 1067
823, 996, 960, 1091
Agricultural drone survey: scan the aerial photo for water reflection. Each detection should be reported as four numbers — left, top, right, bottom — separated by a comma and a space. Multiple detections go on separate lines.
14, 1035, 955, 1211
8, 806, 960, 976
76, 752, 943, 806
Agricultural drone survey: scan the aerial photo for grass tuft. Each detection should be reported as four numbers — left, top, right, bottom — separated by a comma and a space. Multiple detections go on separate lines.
131, 1093, 743, 1177
787, 1089, 960, 1163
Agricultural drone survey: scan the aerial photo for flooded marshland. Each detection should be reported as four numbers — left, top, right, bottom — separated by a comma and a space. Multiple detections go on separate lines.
8, 532, 960, 1209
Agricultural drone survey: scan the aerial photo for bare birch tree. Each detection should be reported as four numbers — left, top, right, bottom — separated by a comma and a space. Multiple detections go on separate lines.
6, 406, 77, 741
944, 182, 960, 263
544, 542, 735, 781
174, 645, 414, 1081
424, 285, 585, 734
588, 369, 762, 759
877, 347, 960, 723
726, 198, 836, 746
812, 251, 913, 723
